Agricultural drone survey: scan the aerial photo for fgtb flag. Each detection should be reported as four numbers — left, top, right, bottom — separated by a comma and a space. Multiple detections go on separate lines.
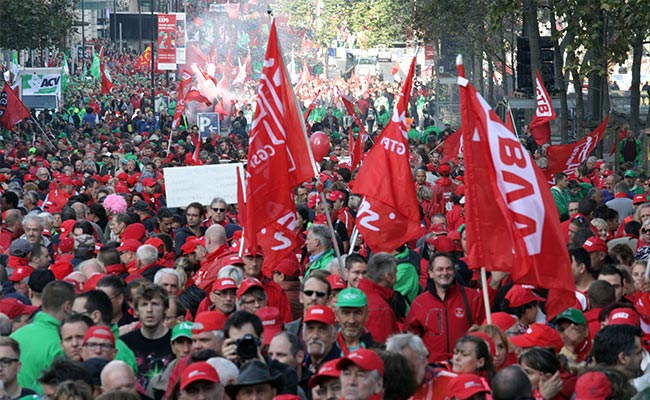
351, 57, 421, 253
457, 56, 575, 320
245, 21, 317, 275
529, 70, 556, 145
0, 84, 31, 129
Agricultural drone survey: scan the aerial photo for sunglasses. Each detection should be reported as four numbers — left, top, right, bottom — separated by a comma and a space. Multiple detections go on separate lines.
212, 208, 226, 212
303, 290, 327, 298
642, 229, 650, 234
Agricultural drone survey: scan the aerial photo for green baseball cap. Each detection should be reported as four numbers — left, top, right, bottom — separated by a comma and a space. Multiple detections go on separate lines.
336, 288, 368, 308
554, 307, 587, 327
171, 321, 193, 342
624, 170, 637, 178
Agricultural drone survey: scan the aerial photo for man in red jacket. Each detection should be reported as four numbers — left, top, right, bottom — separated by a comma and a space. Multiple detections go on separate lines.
357, 253, 399, 344
404, 252, 485, 363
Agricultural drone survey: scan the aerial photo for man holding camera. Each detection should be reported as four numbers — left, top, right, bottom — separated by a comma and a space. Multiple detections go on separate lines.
221, 311, 299, 395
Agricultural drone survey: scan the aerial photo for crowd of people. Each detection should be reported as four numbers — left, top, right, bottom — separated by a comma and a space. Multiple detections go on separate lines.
1, 24, 650, 400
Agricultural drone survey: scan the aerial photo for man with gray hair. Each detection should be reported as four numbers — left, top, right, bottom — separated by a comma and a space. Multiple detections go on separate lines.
357, 253, 399, 344
209, 197, 233, 227
20, 214, 51, 252
336, 348, 384, 400
136, 244, 162, 281
386, 333, 433, 395
23, 191, 42, 215
606, 181, 634, 223
304, 225, 335, 278
154, 269, 182, 297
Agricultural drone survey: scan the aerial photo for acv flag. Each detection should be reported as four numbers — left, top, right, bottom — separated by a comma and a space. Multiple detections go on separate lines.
457, 57, 575, 320
529, 70, 556, 145
351, 57, 421, 253
244, 21, 317, 274
0, 84, 31, 129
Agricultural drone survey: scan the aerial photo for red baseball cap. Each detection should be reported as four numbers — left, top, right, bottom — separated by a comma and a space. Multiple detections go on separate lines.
505, 285, 545, 308
192, 311, 227, 334
84, 273, 107, 292
608, 308, 641, 327
582, 237, 608, 253
122, 223, 146, 242
509, 323, 564, 353
308, 358, 341, 388
10, 266, 34, 282
0, 298, 38, 319
50, 260, 73, 280
429, 223, 447, 235
574, 371, 612, 400
273, 257, 300, 277
256, 307, 283, 345
446, 374, 490, 399
486, 312, 517, 333
327, 191, 345, 202
117, 239, 141, 253
236, 278, 264, 300
141, 177, 156, 187
82, 325, 115, 346
58, 237, 75, 253
633, 194, 647, 205
425, 235, 455, 252
181, 240, 199, 256
180, 362, 220, 390
336, 349, 384, 376
60, 220, 76, 236
221, 254, 244, 266
303, 305, 336, 325
212, 277, 238, 292
326, 274, 347, 290
144, 237, 165, 251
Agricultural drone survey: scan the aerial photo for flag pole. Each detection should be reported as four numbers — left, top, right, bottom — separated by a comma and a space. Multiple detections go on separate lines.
29, 116, 56, 152
506, 100, 519, 138
319, 192, 345, 272
480, 267, 492, 324
348, 227, 358, 255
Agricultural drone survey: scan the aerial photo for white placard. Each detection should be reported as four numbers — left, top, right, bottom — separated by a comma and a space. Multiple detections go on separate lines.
163, 163, 245, 208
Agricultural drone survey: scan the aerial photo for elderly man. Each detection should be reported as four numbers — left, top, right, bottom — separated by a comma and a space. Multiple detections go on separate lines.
154, 269, 182, 297
336, 349, 384, 400
101, 360, 138, 394
20, 215, 52, 252
237, 278, 268, 315
179, 361, 224, 400
335, 288, 376, 355
225, 360, 284, 400
135, 244, 163, 281
208, 197, 233, 227
309, 359, 342, 400
301, 305, 341, 394
304, 225, 335, 278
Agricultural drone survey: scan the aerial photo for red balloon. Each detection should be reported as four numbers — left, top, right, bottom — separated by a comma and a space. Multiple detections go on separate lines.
310, 131, 330, 162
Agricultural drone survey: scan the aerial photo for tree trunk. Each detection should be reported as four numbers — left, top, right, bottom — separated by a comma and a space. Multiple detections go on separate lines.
488, 57, 495, 106
570, 63, 584, 134
550, 11, 569, 143
630, 34, 643, 133
587, 9, 606, 125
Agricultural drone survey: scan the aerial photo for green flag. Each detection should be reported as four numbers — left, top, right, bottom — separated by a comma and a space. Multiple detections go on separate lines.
90, 49, 100, 80
61, 54, 70, 94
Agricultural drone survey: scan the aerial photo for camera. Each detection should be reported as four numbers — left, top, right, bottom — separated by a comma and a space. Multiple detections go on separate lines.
235, 334, 260, 361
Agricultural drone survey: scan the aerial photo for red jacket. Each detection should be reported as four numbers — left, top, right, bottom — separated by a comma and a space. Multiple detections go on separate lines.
194, 244, 233, 292
357, 278, 399, 344
404, 283, 485, 363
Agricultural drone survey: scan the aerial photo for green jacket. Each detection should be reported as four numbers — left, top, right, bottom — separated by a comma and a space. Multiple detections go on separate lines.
112, 324, 139, 374
551, 186, 570, 218
567, 182, 593, 202
618, 138, 642, 164
11, 311, 64, 394
304, 248, 335, 278
393, 248, 419, 304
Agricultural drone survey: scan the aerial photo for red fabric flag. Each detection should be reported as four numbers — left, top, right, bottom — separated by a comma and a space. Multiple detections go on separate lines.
545, 115, 609, 180
135, 45, 152, 69
98, 46, 113, 94
529, 70, 556, 145
172, 70, 192, 129
505, 107, 515, 134
236, 166, 246, 226
340, 95, 368, 139
350, 128, 364, 172
457, 57, 575, 320
441, 128, 462, 163
350, 57, 421, 253
191, 132, 202, 164
245, 21, 317, 275
303, 90, 320, 123
0, 84, 31, 129
184, 89, 212, 106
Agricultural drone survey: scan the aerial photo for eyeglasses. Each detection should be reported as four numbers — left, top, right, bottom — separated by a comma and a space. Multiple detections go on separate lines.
240, 297, 264, 307
83, 342, 114, 351
212, 207, 226, 212
0, 358, 18, 368
303, 290, 327, 298
316, 383, 341, 397
642, 229, 650, 234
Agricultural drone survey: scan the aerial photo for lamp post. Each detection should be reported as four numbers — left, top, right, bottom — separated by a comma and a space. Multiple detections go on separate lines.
151, 0, 155, 113
81, 0, 85, 72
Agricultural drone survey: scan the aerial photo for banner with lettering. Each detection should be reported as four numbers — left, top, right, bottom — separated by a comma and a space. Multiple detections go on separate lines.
157, 14, 177, 70
21, 73, 61, 95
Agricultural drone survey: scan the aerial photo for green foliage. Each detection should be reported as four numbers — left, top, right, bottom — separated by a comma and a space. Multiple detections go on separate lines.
0, 0, 75, 51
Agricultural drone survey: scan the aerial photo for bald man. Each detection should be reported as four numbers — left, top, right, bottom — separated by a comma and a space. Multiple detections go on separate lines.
100, 360, 138, 394
193, 225, 234, 294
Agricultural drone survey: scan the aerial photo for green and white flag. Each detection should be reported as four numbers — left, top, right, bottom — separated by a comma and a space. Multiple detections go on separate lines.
90, 49, 101, 80
61, 54, 70, 94
21, 73, 61, 95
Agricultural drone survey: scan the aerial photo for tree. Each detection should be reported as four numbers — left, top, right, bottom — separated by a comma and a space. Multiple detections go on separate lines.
0, 0, 75, 51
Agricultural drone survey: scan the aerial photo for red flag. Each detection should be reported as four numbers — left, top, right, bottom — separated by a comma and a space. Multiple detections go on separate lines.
441, 128, 462, 163
191, 132, 202, 164
172, 70, 192, 129
0, 84, 31, 129
184, 89, 212, 106
505, 107, 515, 134
350, 57, 421, 253
457, 57, 575, 320
350, 128, 364, 172
245, 21, 317, 275
340, 95, 368, 140
236, 166, 246, 226
545, 115, 609, 179
135, 45, 152, 69
303, 90, 320, 123
529, 70, 556, 145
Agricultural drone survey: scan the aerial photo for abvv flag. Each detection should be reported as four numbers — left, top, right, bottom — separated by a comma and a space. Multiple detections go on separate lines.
0, 84, 30, 129
245, 21, 317, 275
529, 70, 556, 145
351, 57, 421, 253
457, 56, 575, 320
